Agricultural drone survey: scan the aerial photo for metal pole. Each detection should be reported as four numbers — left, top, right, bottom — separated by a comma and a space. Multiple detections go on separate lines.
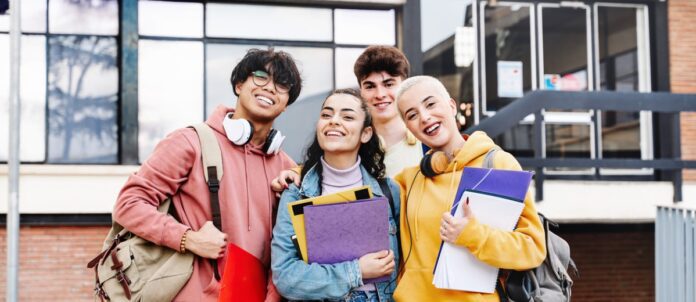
7, 0, 22, 300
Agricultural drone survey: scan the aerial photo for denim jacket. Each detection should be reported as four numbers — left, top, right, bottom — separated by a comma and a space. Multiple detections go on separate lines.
271, 164, 401, 302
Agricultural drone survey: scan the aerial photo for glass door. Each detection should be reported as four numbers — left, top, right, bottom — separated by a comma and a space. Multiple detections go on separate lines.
537, 2, 594, 173
594, 3, 653, 175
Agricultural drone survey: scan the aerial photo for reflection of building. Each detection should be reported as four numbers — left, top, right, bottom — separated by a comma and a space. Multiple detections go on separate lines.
0, 0, 695, 300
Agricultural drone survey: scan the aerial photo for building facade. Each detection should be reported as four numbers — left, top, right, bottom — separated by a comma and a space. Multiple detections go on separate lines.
0, 0, 694, 300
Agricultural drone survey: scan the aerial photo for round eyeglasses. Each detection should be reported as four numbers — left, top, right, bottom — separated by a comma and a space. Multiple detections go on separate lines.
251, 70, 291, 94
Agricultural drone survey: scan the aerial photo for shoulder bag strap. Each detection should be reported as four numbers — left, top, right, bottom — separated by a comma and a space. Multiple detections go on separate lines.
190, 123, 224, 281
482, 147, 499, 169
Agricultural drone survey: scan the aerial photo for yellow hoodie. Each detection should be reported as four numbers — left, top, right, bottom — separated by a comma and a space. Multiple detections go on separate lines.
393, 131, 546, 302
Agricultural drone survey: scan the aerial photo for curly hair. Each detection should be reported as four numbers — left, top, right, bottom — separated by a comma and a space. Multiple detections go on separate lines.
229, 48, 303, 105
300, 89, 386, 189
353, 45, 410, 84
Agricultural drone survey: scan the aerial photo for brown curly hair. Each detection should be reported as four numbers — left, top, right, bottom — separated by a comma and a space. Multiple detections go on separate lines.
353, 45, 410, 84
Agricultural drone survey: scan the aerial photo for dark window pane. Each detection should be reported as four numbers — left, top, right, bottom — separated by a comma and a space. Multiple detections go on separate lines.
541, 7, 589, 93
48, 36, 118, 163
545, 123, 593, 173
597, 6, 643, 161
493, 123, 534, 158
545, 123, 591, 158
483, 4, 533, 112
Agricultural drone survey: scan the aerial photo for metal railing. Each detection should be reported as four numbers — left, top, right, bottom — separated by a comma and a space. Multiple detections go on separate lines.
656, 206, 696, 302
465, 90, 696, 201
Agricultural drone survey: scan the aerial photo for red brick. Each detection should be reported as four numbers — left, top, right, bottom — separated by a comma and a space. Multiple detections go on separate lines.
671, 0, 696, 181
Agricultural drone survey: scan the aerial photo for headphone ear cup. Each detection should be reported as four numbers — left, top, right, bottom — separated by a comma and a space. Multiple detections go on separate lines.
420, 153, 437, 178
223, 115, 253, 145
263, 129, 285, 155
263, 129, 276, 154
420, 151, 449, 178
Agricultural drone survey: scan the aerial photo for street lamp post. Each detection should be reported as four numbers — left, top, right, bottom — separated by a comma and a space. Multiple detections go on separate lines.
7, 0, 22, 300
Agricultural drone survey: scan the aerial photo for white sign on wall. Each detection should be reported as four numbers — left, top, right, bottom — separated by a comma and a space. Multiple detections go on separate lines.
497, 61, 523, 98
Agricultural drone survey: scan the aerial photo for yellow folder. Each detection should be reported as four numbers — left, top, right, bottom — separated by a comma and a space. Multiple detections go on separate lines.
287, 185, 373, 262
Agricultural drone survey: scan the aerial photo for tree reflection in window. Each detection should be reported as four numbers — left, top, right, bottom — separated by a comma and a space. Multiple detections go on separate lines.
48, 35, 118, 163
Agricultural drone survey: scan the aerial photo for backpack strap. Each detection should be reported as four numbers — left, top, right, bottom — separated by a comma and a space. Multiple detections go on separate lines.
378, 179, 403, 261
189, 123, 224, 281
482, 147, 499, 169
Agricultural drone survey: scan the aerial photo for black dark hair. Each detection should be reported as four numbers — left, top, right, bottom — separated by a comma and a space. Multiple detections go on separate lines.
229, 48, 303, 105
300, 89, 386, 188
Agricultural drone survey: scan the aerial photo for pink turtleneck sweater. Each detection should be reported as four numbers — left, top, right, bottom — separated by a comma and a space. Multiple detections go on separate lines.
113, 105, 295, 301
320, 156, 363, 194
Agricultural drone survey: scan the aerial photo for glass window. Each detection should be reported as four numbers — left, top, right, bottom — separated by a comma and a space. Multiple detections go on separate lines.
139, 0, 203, 38
334, 9, 395, 45
334, 47, 364, 89
545, 123, 593, 173
0, 35, 47, 162
493, 123, 534, 158
47, 35, 118, 163
545, 123, 592, 158
482, 4, 533, 112
49, 0, 118, 35
138, 39, 204, 161
272, 46, 334, 162
420, 0, 471, 52
206, 4, 332, 42
597, 6, 644, 161
0, 0, 47, 33
539, 6, 590, 93
205, 43, 265, 118
421, 1, 474, 131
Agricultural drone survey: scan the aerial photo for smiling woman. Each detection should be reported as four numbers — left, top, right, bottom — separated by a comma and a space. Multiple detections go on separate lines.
300, 89, 384, 183
271, 89, 402, 302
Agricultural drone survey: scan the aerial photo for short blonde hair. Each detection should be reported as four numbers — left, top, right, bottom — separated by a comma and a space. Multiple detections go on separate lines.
395, 75, 451, 104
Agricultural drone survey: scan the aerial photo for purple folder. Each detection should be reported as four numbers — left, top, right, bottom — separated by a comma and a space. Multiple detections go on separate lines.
453, 167, 533, 212
303, 197, 390, 283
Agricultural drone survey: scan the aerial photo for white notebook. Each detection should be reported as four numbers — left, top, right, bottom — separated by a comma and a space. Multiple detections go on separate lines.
432, 190, 525, 293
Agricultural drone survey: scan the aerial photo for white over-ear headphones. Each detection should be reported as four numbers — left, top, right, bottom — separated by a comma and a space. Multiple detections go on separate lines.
222, 113, 285, 155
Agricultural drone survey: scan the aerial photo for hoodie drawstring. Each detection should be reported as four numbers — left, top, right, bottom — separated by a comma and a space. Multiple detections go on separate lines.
261, 155, 273, 238
448, 160, 458, 209
414, 177, 425, 240
243, 145, 251, 231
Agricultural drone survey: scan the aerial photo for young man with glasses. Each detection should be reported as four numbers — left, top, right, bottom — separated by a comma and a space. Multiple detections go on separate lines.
113, 48, 301, 301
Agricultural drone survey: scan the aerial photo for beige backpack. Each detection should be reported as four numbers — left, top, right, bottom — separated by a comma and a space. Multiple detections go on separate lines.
87, 123, 223, 301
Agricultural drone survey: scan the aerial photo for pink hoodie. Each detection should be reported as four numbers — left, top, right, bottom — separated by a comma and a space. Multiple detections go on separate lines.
113, 105, 295, 301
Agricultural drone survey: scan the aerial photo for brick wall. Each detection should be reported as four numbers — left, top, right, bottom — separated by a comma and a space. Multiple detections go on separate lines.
0, 226, 110, 301
558, 226, 654, 302
0, 225, 652, 301
670, 0, 696, 181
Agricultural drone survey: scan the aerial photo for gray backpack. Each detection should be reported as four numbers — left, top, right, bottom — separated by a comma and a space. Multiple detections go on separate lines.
482, 148, 578, 302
